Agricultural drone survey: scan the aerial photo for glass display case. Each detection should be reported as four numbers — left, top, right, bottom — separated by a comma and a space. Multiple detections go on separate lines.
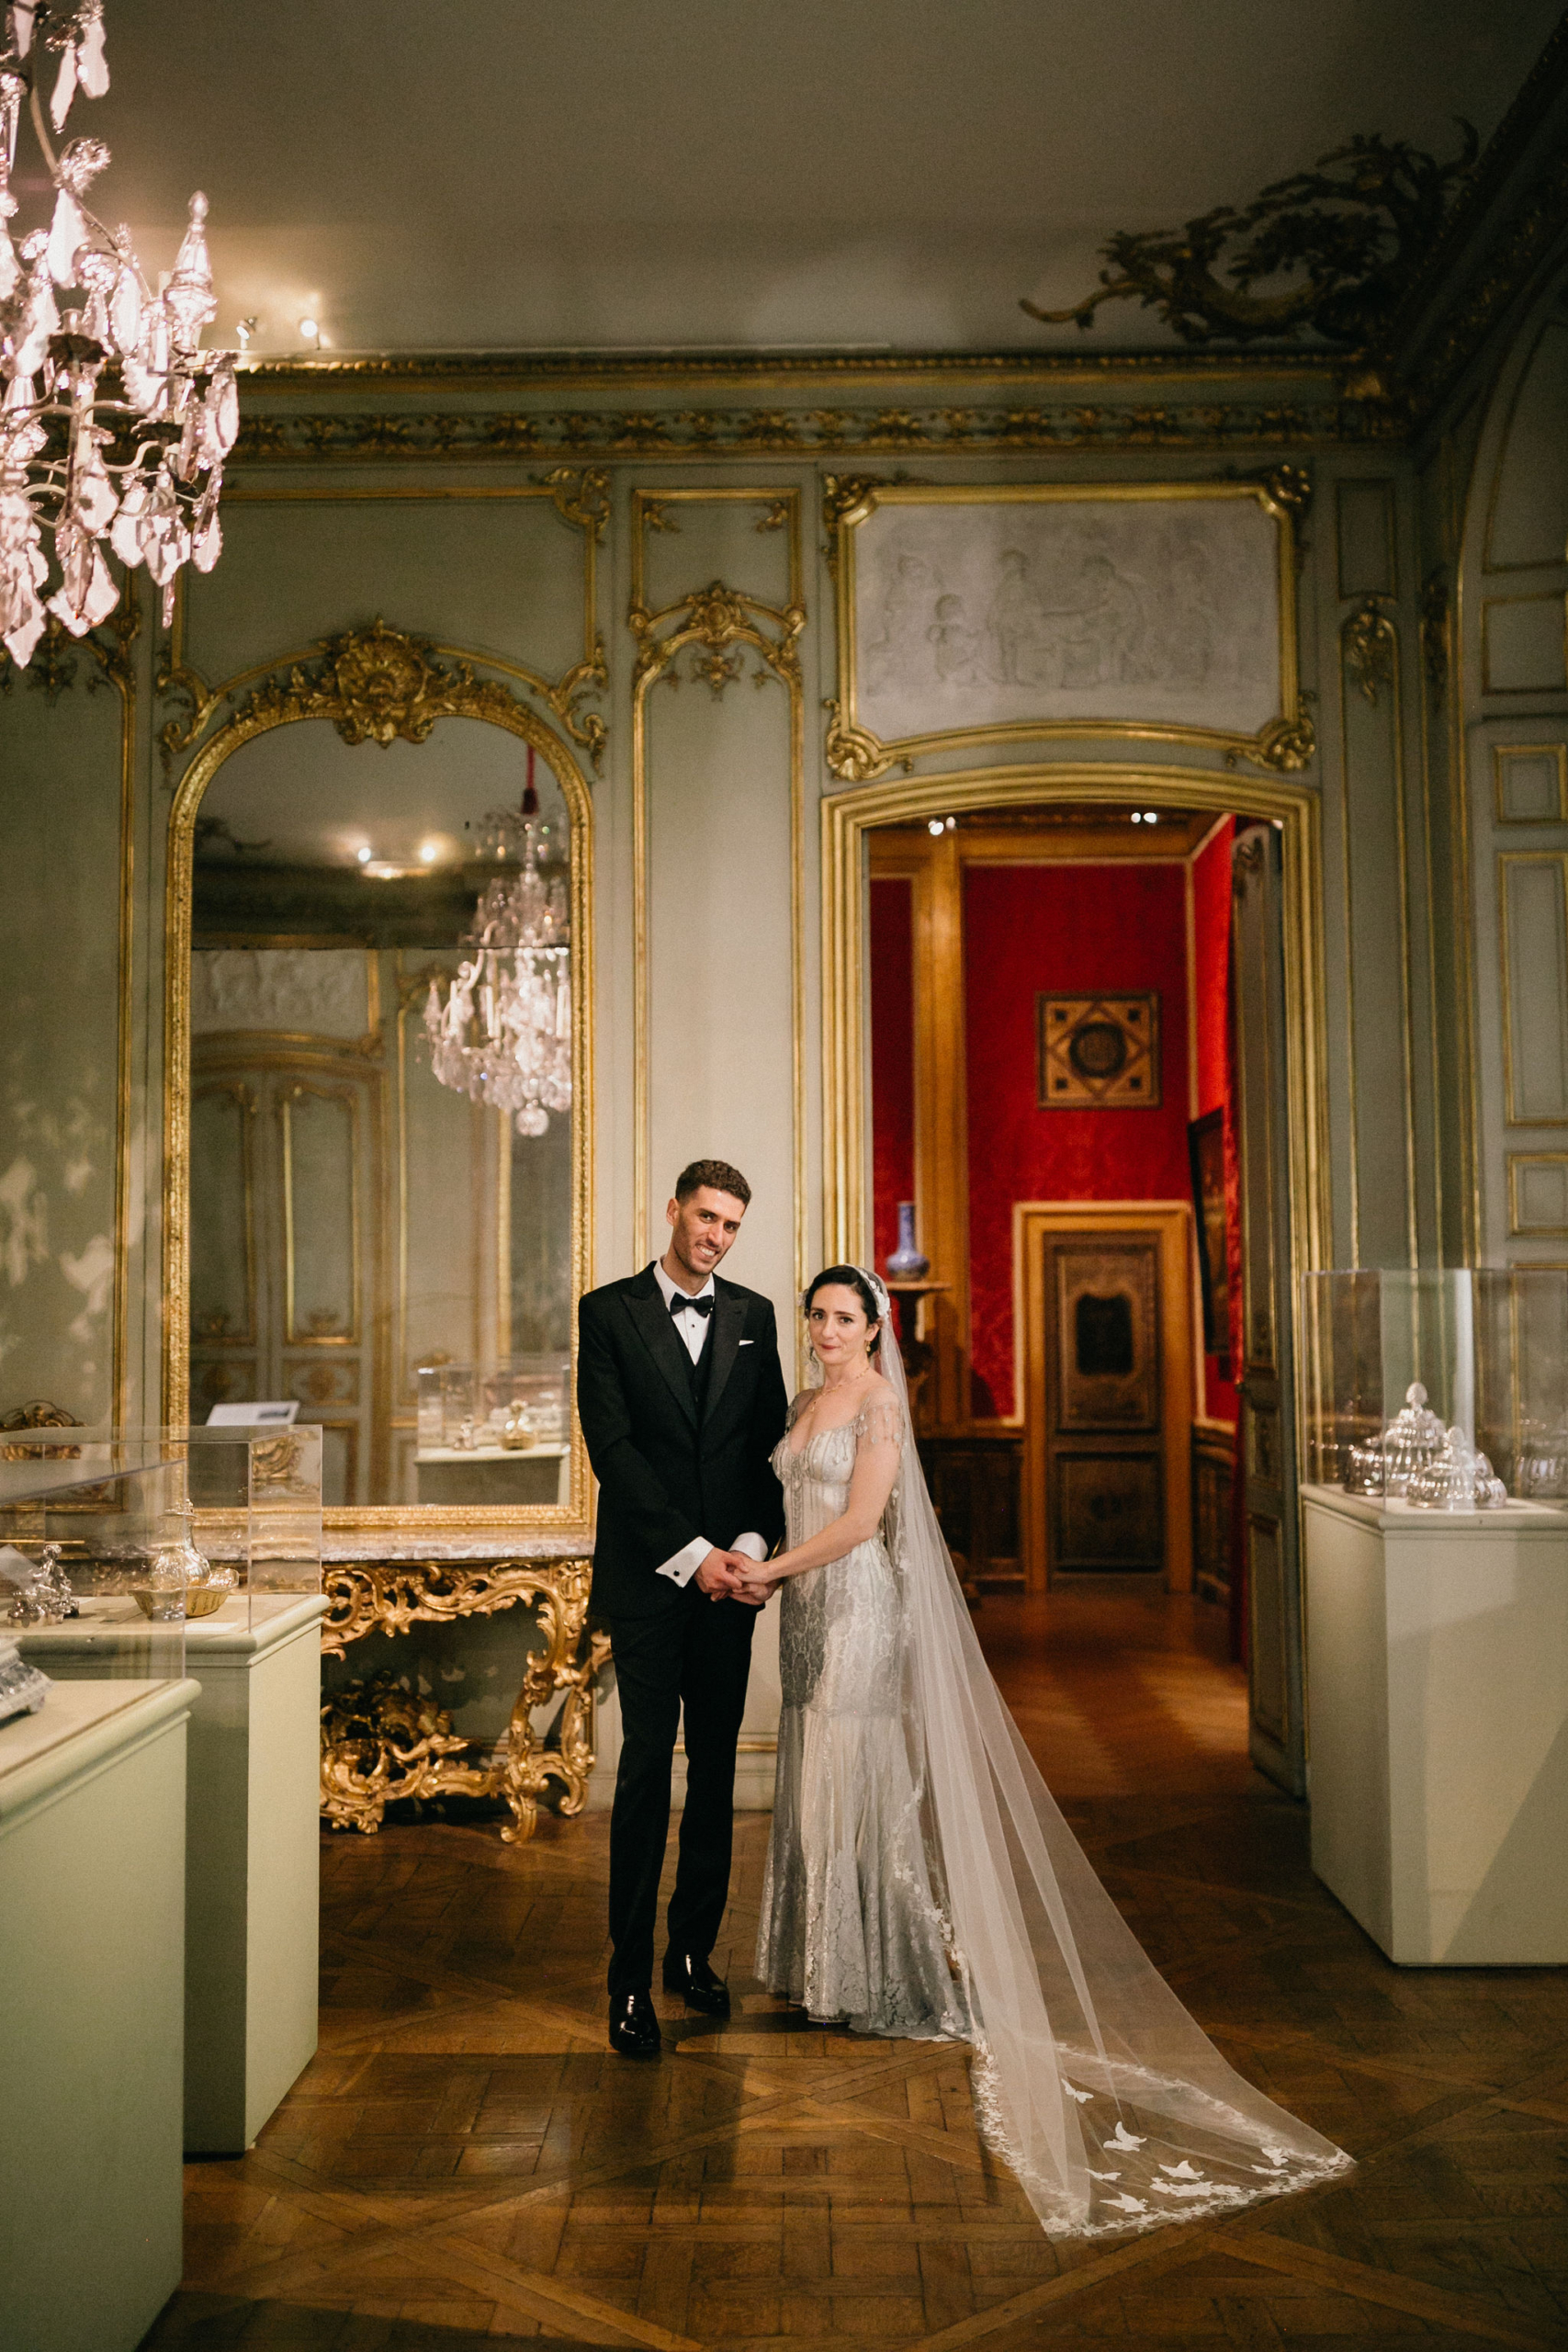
0, 1435, 190, 1722
1302, 1269, 1568, 1506
414, 1353, 571, 1507
187, 1421, 323, 1611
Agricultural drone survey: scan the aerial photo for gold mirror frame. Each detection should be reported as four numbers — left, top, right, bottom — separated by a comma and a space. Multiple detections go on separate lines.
163, 623, 593, 1527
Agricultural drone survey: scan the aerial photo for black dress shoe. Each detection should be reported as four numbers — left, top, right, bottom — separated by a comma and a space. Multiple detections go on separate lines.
608, 1990, 661, 2058
661, 1951, 731, 2017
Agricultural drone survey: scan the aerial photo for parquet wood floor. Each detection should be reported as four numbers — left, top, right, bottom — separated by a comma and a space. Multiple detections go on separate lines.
143, 1581, 1568, 2350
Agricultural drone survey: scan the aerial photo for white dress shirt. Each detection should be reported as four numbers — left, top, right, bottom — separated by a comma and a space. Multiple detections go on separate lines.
652, 1259, 769, 1588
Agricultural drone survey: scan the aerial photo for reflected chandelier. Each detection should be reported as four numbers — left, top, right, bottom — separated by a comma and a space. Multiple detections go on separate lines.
423, 786, 572, 1139
0, 1, 238, 667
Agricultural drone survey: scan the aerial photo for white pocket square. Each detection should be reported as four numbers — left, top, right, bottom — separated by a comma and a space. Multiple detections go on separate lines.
739, 1339, 753, 1346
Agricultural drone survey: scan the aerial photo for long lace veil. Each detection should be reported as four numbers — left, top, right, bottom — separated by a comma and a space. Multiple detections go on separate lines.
870, 1293, 1350, 2237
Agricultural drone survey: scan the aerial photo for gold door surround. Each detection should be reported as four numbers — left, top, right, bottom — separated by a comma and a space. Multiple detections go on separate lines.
164, 623, 595, 1530
822, 763, 1330, 1428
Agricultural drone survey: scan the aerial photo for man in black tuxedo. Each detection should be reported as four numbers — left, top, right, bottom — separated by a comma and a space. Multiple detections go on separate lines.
577, 1158, 788, 2058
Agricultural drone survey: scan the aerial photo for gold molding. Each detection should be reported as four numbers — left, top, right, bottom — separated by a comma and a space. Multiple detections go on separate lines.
822, 763, 1330, 1424
158, 473, 608, 773
1507, 1152, 1568, 1237
163, 625, 595, 1531
1498, 850, 1568, 1128
627, 490, 807, 1293
1495, 741, 1568, 823
188, 1077, 258, 1347
824, 480, 1315, 782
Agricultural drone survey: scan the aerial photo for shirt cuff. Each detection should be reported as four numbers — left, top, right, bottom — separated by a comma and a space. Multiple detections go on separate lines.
730, 1531, 769, 1564
656, 1534, 711, 1587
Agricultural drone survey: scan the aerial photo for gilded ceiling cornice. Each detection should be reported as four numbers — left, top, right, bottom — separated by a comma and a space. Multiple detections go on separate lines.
232, 346, 1351, 395
231, 393, 1405, 467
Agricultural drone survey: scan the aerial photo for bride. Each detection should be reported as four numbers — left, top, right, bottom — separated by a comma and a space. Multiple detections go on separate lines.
739, 1263, 1350, 2241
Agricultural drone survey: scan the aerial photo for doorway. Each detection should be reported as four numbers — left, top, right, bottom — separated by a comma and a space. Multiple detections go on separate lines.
1018, 1204, 1193, 1590
826, 770, 1327, 1795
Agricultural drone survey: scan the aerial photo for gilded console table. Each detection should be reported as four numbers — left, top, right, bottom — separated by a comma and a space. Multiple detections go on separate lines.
318, 1553, 608, 1842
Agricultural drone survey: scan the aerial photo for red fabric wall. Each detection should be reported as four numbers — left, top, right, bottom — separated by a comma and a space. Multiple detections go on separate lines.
869, 877, 916, 1278
1190, 820, 1240, 1427
963, 864, 1190, 1418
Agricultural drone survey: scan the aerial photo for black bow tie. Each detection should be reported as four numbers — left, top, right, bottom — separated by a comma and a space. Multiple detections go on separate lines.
669, 1290, 713, 1318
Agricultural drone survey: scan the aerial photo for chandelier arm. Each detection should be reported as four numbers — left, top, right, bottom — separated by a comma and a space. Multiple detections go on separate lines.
26, 59, 59, 183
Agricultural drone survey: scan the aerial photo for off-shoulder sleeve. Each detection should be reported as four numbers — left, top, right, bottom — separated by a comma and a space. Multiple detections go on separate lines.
852, 1395, 904, 1453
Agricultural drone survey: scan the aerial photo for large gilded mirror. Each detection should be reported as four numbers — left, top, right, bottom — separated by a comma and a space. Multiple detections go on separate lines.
164, 628, 592, 1523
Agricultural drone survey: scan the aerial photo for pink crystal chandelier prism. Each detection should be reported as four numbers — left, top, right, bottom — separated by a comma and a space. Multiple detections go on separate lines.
0, 1, 238, 667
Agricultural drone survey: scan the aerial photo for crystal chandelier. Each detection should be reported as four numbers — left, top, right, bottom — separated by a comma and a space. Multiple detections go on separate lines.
423, 791, 572, 1138
0, 1, 238, 667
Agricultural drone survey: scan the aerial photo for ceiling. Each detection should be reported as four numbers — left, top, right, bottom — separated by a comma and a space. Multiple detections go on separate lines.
44, 1, 1565, 358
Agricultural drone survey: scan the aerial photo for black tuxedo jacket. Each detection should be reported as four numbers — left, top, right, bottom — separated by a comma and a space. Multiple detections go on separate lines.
577, 1263, 789, 1620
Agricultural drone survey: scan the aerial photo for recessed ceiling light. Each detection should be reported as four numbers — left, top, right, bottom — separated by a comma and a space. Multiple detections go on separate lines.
1131, 811, 1143, 824
419, 842, 438, 865
1144, 810, 1158, 824
299, 316, 319, 342
355, 845, 372, 864
928, 818, 944, 836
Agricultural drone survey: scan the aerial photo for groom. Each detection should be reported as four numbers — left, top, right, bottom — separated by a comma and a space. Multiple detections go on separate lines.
577, 1158, 788, 2058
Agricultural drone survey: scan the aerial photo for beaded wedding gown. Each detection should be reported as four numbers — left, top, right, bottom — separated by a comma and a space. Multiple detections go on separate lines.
755, 1336, 1351, 2242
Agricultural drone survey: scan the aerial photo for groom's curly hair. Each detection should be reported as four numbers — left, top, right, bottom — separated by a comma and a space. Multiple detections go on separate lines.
674, 1158, 752, 1206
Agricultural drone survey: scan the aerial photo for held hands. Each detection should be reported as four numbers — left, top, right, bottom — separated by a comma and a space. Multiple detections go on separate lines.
694, 1547, 774, 1605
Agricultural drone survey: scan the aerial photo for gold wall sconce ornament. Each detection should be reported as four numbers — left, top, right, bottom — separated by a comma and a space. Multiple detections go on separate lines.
1037, 993, 1162, 1109
0, 0, 239, 665
1021, 125, 1479, 349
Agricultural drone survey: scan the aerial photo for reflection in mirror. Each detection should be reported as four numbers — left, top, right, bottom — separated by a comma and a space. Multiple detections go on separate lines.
188, 722, 574, 1510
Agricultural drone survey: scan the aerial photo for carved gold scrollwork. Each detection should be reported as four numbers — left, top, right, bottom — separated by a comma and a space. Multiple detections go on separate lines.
318, 1555, 607, 1840
532, 464, 610, 541
1247, 710, 1318, 773
233, 620, 516, 746
1420, 567, 1451, 703
823, 697, 912, 783
629, 580, 805, 697
1342, 597, 1398, 706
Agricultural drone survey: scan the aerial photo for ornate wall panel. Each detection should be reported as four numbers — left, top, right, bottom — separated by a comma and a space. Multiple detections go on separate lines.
1337, 597, 1417, 1266
1499, 854, 1568, 1123
1495, 742, 1568, 821
627, 487, 807, 1305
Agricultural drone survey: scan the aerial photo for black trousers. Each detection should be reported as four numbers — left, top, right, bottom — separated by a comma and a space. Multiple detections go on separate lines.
604, 1593, 757, 1998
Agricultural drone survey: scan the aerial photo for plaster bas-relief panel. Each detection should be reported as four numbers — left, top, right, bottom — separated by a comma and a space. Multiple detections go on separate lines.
180, 486, 598, 696
1499, 854, 1568, 1125
848, 486, 1285, 749
1482, 596, 1568, 694
1485, 317, 1568, 573
0, 681, 126, 1421
192, 948, 371, 1038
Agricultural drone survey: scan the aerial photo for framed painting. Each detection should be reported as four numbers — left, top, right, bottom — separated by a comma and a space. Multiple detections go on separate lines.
826, 480, 1309, 781
1188, 1108, 1232, 1376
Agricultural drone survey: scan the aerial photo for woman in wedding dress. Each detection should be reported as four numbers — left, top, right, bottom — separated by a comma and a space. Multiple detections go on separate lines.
742, 1264, 1350, 2242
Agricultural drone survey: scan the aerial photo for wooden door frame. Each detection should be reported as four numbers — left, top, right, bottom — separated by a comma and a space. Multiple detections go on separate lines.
1016, 1201, 1195, 1596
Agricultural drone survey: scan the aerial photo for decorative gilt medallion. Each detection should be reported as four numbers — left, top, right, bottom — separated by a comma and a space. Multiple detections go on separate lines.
1037, 993, 1161, 1109
233, 619, 516, 748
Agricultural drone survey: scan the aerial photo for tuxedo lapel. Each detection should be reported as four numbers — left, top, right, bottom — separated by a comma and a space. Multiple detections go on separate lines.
623, 1269, 698, 1427
703, 1285, 745, 1424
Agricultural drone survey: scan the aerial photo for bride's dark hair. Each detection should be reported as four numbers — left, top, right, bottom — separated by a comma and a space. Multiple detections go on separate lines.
804, 1264, 883, 1355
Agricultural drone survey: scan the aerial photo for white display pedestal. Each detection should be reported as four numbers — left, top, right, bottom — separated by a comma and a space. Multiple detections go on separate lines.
1303, 1484, 1568, 1964
0, 1677, 198, 2352
21, 1593, 326, 2151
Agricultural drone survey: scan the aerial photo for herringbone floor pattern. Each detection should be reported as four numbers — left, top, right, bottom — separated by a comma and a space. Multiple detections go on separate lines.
144, 1586, 1568, 2349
